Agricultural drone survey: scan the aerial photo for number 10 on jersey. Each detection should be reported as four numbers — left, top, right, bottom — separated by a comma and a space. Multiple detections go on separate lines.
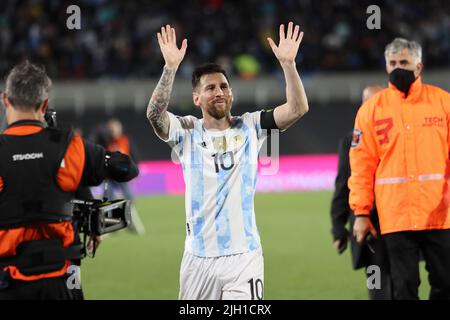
212, 152, 235, 173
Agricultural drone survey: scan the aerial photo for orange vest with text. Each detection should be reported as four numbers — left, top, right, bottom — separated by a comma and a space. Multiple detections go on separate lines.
349, 77, 450, 234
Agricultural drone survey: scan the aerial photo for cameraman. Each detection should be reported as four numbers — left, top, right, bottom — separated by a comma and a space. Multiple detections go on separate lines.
0, 61, 139, 300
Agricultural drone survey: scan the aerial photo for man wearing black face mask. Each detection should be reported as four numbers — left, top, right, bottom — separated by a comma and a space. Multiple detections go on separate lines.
349, 38, 450, 300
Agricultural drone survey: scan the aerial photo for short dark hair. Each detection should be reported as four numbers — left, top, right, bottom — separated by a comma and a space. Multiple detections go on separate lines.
192, 63, 230, 90
4, 60, 52, 111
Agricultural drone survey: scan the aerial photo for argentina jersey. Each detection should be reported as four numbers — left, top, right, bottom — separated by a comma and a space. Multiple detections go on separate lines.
161, 111, 268, 257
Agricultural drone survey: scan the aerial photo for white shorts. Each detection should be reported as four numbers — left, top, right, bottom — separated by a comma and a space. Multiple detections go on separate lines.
179, 247, 264, 300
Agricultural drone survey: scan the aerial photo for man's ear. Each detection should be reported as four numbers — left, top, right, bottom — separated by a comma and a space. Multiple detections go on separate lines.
192, 91, 201, 107
415, 63, 423, 77
40, 99, 49, 113
2, 93, 9, 110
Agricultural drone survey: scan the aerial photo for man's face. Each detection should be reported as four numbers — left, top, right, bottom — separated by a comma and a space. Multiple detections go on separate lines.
385, 48, 422, 77
108, 120, 122, 138
193, 73, 233, 120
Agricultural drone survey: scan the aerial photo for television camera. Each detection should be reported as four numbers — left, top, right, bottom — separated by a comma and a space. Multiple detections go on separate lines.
45, 108, 132, 258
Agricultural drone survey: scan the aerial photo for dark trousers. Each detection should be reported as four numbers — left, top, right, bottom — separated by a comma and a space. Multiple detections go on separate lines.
0, 275, 84, 300
365, 237, 393, 300
383, 229, 450, 300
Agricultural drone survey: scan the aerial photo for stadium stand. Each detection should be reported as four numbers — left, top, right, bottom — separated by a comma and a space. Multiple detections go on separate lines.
0, 0, 449, 79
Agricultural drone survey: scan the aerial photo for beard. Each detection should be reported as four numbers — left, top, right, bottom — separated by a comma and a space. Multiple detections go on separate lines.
205, 100, 232, 120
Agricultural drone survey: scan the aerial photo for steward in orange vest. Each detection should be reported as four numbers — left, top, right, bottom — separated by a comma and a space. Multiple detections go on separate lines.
350, 38, 450, 300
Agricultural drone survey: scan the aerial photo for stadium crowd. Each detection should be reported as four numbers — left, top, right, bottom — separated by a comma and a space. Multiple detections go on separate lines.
0, 0, 449, 79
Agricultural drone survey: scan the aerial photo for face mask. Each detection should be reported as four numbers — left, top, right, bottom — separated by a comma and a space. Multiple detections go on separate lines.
389, 68, 416, 97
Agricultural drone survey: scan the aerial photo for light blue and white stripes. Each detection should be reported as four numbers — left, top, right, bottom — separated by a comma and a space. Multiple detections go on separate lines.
164, 111, 266, 257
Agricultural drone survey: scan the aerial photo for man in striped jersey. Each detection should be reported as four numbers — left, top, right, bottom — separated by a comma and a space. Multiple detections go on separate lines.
146, 22, 309, 300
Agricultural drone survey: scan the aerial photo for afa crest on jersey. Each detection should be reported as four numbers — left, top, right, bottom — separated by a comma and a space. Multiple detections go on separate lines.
232, 134, 243, 146
351, 129, 363, 148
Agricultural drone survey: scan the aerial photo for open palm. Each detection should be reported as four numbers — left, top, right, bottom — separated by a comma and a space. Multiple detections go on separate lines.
157, 24, 187, 69
267, 22, 303, 65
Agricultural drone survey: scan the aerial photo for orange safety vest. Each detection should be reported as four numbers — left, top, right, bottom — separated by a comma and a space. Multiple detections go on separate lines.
349, 77, 450, 235
0, 124, 85, 280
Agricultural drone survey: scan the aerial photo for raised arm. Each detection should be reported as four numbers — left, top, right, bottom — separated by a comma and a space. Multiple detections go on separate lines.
146, 25, 187, 140
267, 22, 309, 130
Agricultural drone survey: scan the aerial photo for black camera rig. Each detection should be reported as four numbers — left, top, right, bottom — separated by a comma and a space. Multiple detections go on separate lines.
0, 109, 134, 277
72, 198, 131, 236
70, 198, 131, 259
0, 200, 131, 274
44, 107, 132, 257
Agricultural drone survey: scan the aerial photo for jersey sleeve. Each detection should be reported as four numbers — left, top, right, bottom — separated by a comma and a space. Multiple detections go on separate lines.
348, 103, 380, 216
243, 111, 269, 148
260, 109, 279, 130
159, 112, 195, 158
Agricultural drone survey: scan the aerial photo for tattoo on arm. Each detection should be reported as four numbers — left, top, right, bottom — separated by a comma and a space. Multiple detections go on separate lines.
146, 67, 177, 135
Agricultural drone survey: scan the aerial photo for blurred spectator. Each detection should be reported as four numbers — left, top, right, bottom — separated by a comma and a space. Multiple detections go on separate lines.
234, 53, 261, 79
0, 0, 449, 79
104, 118, 145, 235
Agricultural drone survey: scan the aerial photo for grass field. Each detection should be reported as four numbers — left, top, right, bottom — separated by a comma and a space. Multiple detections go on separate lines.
81, 192, 431, 299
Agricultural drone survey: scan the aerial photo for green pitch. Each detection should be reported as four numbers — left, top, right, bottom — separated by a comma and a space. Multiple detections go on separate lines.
81, 192, 430, 299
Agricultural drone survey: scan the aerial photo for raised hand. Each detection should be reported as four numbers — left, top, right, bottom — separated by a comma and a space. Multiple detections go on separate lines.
157, 24, 187, 69
267, 22, 304, 66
